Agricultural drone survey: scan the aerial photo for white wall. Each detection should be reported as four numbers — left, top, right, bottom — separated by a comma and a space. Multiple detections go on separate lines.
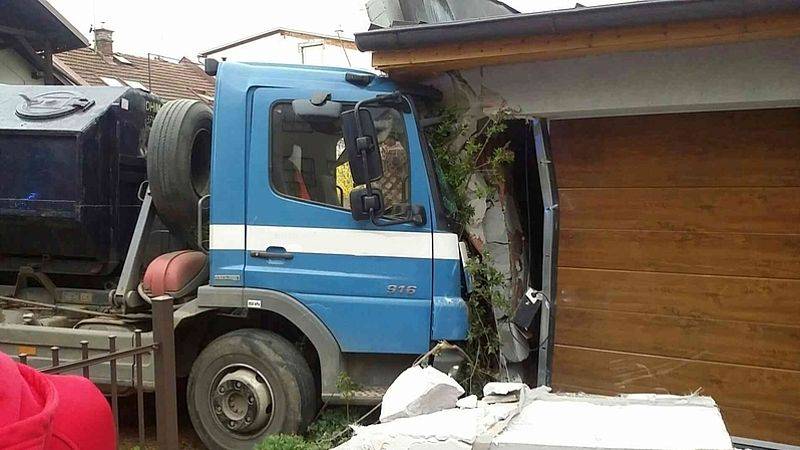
204, 33, 372, 70
0, 48, 43, 85
430, 37, 800, 119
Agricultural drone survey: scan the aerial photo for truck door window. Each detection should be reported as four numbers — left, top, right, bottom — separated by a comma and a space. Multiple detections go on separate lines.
270, 102, 410, 214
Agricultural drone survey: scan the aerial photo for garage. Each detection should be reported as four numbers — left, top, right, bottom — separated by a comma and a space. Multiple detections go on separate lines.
356, 1, 800, 445
550, 108, 800, 444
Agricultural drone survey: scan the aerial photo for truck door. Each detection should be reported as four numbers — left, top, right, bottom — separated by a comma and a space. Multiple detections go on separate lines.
244, 88, 434, 354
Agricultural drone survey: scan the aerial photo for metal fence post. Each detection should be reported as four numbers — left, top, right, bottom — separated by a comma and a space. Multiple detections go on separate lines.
134, 329, 146, 445
50, 346, 59, 367
80, 340, 90, 378
108, 335, 118, 437
152, 295, 179, 449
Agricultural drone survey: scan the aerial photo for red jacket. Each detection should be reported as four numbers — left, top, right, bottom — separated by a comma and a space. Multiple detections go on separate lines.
0, 352, 116, 449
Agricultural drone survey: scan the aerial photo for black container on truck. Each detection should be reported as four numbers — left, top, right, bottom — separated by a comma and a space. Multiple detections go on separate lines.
0, 85, 161, 285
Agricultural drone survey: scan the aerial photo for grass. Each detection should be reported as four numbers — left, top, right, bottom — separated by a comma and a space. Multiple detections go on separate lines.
255, 406, 361, 450
254, 434, 321, 450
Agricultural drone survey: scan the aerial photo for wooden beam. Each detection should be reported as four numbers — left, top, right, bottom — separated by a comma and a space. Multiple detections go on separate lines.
373, 12, 800, 77
12, 35, 45, 72
0, 24, 41, 40
42, 40, 53, 85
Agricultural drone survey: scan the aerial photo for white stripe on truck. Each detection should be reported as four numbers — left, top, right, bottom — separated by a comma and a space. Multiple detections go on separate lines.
209, 224, 460, 260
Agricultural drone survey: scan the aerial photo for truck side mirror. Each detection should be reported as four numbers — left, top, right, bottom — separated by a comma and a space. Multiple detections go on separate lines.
341, 108, 383, 186
349, 187, 384, 221
204, 58, 219, 76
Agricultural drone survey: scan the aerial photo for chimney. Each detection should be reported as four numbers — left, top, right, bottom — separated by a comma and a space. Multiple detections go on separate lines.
93, 25, 114, 57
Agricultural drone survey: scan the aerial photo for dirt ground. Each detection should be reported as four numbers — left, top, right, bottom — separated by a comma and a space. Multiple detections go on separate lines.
116, 388, 207, 450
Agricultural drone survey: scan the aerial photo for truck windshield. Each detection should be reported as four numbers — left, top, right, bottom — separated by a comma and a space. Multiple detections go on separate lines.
270, 102, 411, 217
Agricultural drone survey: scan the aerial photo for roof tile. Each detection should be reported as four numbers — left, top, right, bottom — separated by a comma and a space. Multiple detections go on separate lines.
55, 48, 216, 103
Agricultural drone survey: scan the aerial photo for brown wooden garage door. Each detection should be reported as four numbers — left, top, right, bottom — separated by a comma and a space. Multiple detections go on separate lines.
548, 108, 800, 445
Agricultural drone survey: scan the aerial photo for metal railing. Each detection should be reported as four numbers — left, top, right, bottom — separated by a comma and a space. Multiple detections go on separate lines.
16, 296, 179, 449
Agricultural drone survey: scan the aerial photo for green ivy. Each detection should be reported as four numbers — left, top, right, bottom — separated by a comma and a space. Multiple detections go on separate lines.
427, 109, 513, 226
426, 107, 514, 394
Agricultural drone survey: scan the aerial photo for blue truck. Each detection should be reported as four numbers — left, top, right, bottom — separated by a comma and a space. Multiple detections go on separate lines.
0, 60, 546, 449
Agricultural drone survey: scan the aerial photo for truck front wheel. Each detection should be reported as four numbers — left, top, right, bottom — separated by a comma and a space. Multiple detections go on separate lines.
187, 329, 316, 450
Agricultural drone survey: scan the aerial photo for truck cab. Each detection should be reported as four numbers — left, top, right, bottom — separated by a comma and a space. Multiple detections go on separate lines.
182, 62, 471, 445
177, 61, 485, 448
205, 62, 466, 358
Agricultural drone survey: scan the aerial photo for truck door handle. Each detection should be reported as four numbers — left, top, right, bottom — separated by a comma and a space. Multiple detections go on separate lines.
250, 247, 294, 260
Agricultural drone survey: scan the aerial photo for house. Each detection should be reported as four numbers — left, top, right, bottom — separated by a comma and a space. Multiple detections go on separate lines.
357, 0, 800, 446
56, 27, 216, 103
1, 0, 215, 102
0, 0, 87, 85
198, 28, 372, 70
365, 0, 517, 28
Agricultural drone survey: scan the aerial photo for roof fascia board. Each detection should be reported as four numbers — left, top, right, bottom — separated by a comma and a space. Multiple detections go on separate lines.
198, 27, 356, 57
35, 0, 89, 49
355, 0, 800, 51
373, 12, 800, 76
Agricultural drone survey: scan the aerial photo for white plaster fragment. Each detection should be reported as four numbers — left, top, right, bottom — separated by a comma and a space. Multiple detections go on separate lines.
482, 382, 527, 403
380, 366, 465, 423
482, 200, 509, 245
483, 382, 526, 396
456, 395, 478, 409
338, 403, 518, 450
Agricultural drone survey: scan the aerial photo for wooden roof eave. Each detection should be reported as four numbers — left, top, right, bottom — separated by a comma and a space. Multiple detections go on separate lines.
372, 12, 800, 79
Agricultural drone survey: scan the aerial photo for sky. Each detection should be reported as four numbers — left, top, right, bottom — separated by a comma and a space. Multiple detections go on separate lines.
47, 0, 638, 60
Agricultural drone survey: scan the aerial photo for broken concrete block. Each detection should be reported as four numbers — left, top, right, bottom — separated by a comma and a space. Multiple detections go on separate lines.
340, 401, 519, 450
338, 385, 734, 450
482, 382, 526, 404
495, 391, 733, 450
379, 366, 465, 423
483, 382, 525, 396
456, 395, 478, 409
482, 199, 510, 245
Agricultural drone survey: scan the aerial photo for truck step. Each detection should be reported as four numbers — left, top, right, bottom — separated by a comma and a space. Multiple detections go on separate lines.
327, 386, 387, 405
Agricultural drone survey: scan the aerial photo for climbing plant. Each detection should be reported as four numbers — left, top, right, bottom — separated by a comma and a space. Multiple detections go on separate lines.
426, 107, 515, 394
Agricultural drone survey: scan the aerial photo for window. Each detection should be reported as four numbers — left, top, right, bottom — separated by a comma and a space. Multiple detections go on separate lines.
113, 54, 134, 65
270, 102, 410, 213
99, 76, 123, 87
123, 79, 149, 91
299, 41, 324, 65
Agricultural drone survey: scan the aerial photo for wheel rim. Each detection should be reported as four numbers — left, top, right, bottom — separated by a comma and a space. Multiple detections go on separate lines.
209, 364, 274, 438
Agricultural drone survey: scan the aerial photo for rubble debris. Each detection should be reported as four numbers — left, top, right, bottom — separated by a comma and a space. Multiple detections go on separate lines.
482, 382, 525, 404
379, 366, 465, 423
338, 385, 734, 450
456, 395, 478, 409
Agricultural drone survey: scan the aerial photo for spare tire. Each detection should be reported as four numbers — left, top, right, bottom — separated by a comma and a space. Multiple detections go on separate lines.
147, 99, 212, 249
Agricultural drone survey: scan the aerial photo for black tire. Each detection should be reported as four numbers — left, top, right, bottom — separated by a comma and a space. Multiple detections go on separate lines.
187, 329, 317, 450
147, 99, 212, 248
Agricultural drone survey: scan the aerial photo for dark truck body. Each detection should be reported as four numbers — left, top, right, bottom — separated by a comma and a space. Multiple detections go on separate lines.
0, 85, 159, 282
